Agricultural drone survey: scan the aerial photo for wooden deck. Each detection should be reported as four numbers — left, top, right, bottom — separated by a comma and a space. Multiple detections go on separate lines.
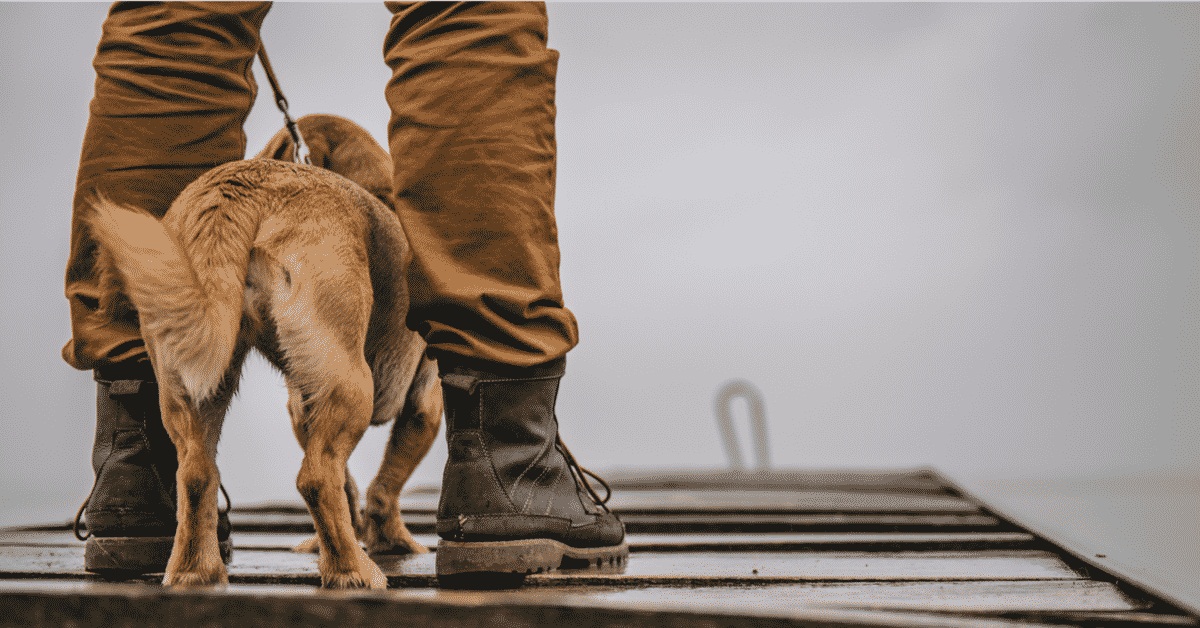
1, 469, 1195, 627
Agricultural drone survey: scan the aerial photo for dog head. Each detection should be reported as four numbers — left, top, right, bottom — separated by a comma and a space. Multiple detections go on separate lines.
257, 114, 395, 211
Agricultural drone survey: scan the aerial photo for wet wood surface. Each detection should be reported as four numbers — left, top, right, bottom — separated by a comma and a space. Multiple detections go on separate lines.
579, 580, 1144, 613
0, 580, 1073, 628
0, 545, 1083, 584
1, 468, 1195, 627
0, 530, 1039, 552
391, 488, 982, 513
601, 468, 954, 494
958, 473, 1200, 618
225, 510, 1005, 534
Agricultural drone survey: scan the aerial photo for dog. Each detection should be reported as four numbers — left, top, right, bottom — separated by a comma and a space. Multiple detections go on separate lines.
258, 116, 441, 560
88, 115, 442, 589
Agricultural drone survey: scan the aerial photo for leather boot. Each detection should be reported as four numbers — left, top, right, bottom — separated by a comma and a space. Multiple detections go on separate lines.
76, 368, 232, 574
434, 357, 627, 587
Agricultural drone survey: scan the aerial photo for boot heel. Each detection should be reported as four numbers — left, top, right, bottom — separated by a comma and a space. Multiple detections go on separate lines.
435, 538, 630, 588
559, 541, 629, 572
85, 537, 233, 575
436, 538, 564, 580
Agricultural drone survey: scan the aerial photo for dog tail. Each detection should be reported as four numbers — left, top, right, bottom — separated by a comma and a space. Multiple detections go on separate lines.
88, 196, 244, 403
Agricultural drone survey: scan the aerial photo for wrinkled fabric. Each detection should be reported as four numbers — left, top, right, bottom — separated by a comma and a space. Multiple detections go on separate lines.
64, 2, 270, 371
383, 2, 578, 370
65, 1, 577, 373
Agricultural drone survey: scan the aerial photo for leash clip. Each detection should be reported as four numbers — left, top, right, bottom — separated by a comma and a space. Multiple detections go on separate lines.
285, 116, 311, 165
258, 46, 310, 165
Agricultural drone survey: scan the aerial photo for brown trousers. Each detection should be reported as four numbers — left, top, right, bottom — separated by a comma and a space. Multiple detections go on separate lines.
65, 1, 579, 378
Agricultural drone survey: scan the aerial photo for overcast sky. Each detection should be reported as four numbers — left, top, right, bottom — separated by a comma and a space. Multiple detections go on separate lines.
1, 3, 1197, 527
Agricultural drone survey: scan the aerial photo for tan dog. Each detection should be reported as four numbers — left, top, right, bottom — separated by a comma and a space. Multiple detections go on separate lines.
88, 115, 441, 589
259, 116, 442, 559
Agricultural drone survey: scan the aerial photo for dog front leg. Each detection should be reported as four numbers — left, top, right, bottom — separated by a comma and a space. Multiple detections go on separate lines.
292, 466, 360, 554
364, 379, 442, 555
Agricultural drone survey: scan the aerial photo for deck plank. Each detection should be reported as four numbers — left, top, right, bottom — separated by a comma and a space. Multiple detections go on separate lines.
957, 473, 1200, 617
551, 550, 1081, 582
0, 530, 1037, 552
225, 511, 1003, 533
0, 468, 1189, 626
0, 545, 1082, 584
0, 580, 1079, 628
576, 580, 1145, 613
0, 578, 1145, 615
601, 469, 955, 494
389, 489, 980, 514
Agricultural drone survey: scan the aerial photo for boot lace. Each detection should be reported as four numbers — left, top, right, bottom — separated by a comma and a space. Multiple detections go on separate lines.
555, 435, 613, 513
73, 483, 233, 541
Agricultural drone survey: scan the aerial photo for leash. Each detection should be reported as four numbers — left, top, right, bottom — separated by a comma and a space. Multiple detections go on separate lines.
256, 46, 310, 165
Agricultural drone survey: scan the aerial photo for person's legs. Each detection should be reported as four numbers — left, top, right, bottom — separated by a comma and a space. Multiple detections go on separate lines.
382, 1, 577, 370
66, 1, 269, 372
382, 2, 625, 585
67, 1, 269, 574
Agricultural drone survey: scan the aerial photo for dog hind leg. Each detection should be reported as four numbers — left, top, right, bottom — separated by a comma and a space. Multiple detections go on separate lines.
290, 365, 386, 589
262, 231, 385, 587
160, 350, 244, 587
276, 279, 386, 589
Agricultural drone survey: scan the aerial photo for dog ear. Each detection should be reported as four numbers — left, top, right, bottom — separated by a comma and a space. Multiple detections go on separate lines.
302, 133, 331, 170
299, 116, 394, 208
256, 127, 295, 161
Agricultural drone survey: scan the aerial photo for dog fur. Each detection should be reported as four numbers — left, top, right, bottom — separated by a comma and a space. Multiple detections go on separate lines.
88, 115, 441, 589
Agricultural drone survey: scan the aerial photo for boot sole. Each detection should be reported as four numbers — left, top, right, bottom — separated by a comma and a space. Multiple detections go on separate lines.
84, 536, 233, 576
436, 538, 628, 589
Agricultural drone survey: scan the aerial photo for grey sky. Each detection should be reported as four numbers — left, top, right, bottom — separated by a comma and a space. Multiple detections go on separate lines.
1, 3, 1197, 527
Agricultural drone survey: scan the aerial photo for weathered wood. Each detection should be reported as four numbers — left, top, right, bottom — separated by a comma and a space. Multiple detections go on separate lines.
616, 532, 1038, 552
0, 577, 1148, 617
0, 580, 1071, 628
953, 474, 1200, 618
0, 530, 1038, 553
555, 550, 1082, 582
613, 512, 1004, 533
977, 611, 1198, 626
0, 468, 1190, 627
610, 490, 978, 514
0, 545, 1083, 585
387, 489, 979, 514
25, 511, 1003, 535
582, 580, 1145, 613
223, 511, 1003, 534
598, 468, 955, 495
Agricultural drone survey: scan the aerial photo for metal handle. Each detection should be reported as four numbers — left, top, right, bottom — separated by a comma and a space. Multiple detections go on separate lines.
714, 379, 771, 471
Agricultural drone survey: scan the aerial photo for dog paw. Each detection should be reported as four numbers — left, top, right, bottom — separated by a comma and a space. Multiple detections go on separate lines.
321, 553, 387, 590
365, 531, 429, 555
363, 511, 428, 555
163, 566, 229, 588
292, 535, 321, 554
364, 555, 388, 589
